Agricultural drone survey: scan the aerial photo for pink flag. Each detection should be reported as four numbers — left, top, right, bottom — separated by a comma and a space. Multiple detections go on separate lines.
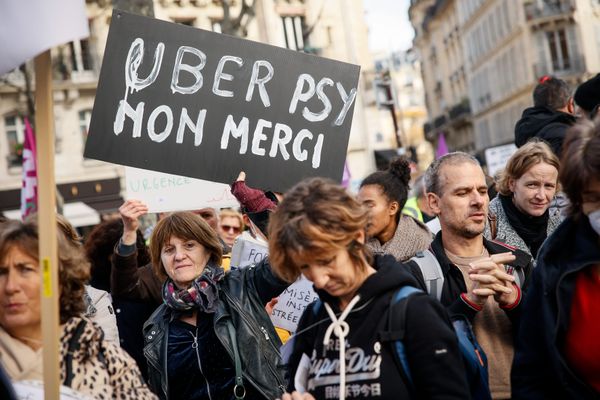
435, 132, 449, 159
341, 161, 351, 188
20, 117, 38, 219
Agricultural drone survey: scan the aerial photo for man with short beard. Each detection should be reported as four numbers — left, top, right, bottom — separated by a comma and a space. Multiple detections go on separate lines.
407, 152, 533, 400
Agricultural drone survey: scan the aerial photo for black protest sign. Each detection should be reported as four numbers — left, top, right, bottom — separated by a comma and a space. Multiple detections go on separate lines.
85, 10, 360, 192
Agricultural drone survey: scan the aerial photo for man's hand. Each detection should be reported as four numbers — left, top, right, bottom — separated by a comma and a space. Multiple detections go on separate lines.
467, 252, 517, 307
119, 200, 148, 245
236, 171, 246, 182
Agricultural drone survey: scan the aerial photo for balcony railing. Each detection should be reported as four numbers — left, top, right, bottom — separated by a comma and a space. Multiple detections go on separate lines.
424, 122, 432, 134
524, 0, 575, 20
449, 99, 471, 121
534, 54, 585, 78
433, 114, 447, 128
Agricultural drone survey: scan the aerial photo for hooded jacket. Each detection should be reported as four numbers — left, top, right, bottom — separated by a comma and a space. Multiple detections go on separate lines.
512, 216, 600, 399
287, 254, 470, 400
514, 106, 576, 156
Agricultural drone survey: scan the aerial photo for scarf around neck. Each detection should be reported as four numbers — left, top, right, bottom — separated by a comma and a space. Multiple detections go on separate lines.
162, 263, 225, 313
500, 194, 549, 258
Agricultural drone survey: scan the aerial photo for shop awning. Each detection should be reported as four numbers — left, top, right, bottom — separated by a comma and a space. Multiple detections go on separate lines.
2, 201, 101, 228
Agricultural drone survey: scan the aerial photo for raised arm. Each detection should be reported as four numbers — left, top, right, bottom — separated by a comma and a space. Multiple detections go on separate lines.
110, 200, 162, 305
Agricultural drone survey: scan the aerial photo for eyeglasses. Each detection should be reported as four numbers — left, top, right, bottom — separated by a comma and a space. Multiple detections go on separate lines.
221, 225, 241, 234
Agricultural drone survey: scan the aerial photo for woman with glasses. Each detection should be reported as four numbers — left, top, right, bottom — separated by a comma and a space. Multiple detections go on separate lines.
218, 209, 244, 249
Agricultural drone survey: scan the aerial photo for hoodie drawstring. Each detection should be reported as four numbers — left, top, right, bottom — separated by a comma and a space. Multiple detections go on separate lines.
323, 295, 361, 400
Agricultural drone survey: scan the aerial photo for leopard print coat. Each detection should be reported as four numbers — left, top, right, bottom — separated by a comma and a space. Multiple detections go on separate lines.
59, 316, 157, 399
0, 317, 157, 399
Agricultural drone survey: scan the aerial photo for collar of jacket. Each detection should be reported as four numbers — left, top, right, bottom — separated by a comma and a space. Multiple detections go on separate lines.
430, 231, 532, 273
538, 216, 600, 272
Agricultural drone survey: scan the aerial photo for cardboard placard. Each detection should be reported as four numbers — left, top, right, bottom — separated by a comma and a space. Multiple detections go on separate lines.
271, 276, 318, 333
85, 11, 360, 193
230, 232, 268, 268
125, 166, 239, 213
485, 143, 517, 177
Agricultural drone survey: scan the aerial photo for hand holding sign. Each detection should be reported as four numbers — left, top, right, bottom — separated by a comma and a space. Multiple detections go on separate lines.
85, 11, 360, 192
119, 199, 148, 245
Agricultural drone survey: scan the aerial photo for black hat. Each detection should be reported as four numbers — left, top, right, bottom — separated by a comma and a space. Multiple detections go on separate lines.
574, 73, 600, 113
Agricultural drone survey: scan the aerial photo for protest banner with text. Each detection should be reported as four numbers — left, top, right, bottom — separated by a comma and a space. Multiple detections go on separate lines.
125, 166, 239, 213
85, 11, 360, 192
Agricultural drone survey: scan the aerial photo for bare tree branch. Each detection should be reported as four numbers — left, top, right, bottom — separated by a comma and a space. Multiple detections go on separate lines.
219, 0, 256, 37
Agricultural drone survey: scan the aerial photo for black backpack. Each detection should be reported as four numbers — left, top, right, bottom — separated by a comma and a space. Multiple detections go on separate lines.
383, 285, 491, 400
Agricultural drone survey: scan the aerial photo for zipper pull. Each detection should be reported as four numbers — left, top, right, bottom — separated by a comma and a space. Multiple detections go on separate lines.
260, 326, 270, 340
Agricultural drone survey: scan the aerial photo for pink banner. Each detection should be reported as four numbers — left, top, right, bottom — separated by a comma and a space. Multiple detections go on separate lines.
20, 117, 38, 219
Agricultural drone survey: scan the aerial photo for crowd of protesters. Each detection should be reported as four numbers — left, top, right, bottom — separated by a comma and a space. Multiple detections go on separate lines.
0, 72, 599, 400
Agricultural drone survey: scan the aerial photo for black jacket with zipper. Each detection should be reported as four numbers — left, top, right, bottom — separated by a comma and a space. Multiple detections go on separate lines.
512, 216, 600, 399
143, 258, 288, 400
287, 254, 470, 399
406, 233, 533, 331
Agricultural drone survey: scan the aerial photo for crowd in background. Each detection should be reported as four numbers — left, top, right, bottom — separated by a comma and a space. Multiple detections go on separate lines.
0, 73, 598, 400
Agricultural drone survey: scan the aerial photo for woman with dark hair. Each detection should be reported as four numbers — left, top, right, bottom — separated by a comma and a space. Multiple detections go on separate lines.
269, 177, 470, 400
143, 211, 288, 400
358, 157, 432, 262
85, 218, 150, 292
512, 119, 600, 398
484, 140, 561, 260
0, 218, 155, 399
84, 218, 155, 376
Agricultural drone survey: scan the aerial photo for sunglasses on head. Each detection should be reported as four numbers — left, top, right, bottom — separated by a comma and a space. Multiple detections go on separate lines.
221, 225, 241, 234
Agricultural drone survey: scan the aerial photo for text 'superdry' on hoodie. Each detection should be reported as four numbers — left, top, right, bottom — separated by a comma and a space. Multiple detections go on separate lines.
514, 106, 576, 156
286, 254, 470, 400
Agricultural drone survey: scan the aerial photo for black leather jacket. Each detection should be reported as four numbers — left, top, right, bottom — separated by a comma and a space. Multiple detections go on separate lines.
143, 259, 288, 399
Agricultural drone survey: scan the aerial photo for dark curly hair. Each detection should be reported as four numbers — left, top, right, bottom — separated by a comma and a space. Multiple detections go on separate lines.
84, 218, 150, 292
359, 157, 412, 222
0, 217, 90, 324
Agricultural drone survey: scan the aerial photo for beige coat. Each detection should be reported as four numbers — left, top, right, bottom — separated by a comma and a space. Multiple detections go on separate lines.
0, 317, 156, 400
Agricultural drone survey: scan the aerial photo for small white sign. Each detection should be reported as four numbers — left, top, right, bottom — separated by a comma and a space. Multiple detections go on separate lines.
230, 234, 318, 333
271, 277, 319, 333
125, 166, 239, 213
485, 143, 517, 177
230, 232, 268, 268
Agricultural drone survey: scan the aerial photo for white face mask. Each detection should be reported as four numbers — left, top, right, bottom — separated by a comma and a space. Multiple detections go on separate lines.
589, 209, 600, 236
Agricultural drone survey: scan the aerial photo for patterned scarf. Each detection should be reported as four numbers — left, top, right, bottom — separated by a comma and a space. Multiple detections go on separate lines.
162, 263, 225, 313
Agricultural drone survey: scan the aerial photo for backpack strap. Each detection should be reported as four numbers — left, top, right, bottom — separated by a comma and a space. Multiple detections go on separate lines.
379, 286, 423, 387
410, 250, 444, 301
64, 319, 88, 387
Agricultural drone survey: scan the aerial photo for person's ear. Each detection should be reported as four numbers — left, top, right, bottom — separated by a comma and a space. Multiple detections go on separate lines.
427, 192, 441, 215
508, 178, 516, 194
355, 230, 366, 245
568, 97, 575, 114
388, 201, 400, 216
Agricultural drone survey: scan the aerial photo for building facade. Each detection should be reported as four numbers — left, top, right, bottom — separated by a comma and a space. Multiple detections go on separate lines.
373, 49, 434, 171
410, 0, 600, 155
409, 0, 475, 154
0, 0, 378, 222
